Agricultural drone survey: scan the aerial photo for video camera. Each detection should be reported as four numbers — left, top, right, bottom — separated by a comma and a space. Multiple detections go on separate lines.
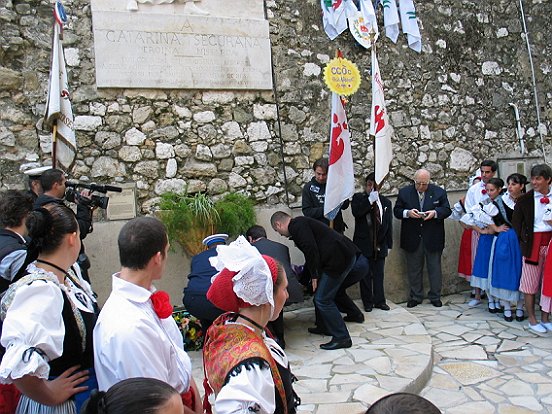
65, 181, 123, 210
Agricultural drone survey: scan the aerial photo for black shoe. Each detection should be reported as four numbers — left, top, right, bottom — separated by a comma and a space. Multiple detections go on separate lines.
343, 314, 365, 323
364, 304, 373, 312
504, 310, 513, 322
431, 300, 443, 308
516, 311, 525, 322
407, 299, 420, 308
308, 326, 330, 336
488, 307, 498, 314
375, 303, 390, 311
320, 338, 352, 350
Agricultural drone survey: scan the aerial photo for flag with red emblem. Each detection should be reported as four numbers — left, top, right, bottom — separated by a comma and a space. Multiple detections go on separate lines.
324, 92, 355, 220
370, 45, 393, 185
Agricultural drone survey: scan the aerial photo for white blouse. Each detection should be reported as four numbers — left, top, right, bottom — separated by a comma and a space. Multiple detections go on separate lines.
212, 323, 289, 414
0, 263, 95, 383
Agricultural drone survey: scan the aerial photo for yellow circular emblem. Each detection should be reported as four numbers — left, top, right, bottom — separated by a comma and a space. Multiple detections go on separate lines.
323, 57, 361, 96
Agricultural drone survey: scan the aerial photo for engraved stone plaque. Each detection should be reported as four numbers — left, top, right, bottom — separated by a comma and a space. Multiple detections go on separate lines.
106, 183, 137, 220
91, 0, 273, 90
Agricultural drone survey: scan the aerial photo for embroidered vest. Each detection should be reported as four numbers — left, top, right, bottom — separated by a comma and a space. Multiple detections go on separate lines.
202, 313, 287, 414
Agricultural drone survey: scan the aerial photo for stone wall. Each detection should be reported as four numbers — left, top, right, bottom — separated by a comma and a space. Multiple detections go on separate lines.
0, 1, 551, 300
1, 0, 551, 203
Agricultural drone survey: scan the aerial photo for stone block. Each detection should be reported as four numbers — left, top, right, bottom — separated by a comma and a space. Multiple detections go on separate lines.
155, 142, 175, 159
124, 127, 146, 146
134, 160, 160, 179
74, 116, 103, 131
165, 158, 177, 178
253, 104, 277, 120
193, 111, 216, 124
247, 121, 271, 142
118, 146, 142, 162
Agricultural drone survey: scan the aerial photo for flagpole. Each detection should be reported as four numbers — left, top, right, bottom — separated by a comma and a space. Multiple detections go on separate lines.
52, 124, 57, 169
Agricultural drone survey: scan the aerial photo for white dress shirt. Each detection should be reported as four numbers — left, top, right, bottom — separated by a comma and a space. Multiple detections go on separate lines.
93, 274, 192, 392
464, 181, 489, 213
533, 190, 552, 233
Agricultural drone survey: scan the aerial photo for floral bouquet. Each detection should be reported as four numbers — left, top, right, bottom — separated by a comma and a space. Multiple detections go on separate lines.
172, 306, 204, 351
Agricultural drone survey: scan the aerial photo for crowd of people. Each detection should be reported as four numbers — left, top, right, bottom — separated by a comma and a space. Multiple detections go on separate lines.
1, 157, 551, 413
452, 161, 552, 335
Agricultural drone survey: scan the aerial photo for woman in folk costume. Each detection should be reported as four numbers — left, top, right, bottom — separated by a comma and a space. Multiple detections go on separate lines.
538, 202, 552, 327
456, 173, 482, 281
202, 236, 300, 414
0, 204, 98, 413
489, 174, 527, 322
468, 178, 506, 312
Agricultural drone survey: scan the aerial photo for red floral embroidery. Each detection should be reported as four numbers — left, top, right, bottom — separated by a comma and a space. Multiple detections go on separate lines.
151, 291, 173, 319
481, 189, 487, 195
541, 196, 550, 204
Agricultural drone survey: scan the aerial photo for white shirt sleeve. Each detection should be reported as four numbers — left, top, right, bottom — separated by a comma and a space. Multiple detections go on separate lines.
0, 281, 64, 383
464, 184, 479, 213
214, 361, 276, 414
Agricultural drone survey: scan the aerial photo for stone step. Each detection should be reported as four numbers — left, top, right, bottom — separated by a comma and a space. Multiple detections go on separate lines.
188, 301, 433, 413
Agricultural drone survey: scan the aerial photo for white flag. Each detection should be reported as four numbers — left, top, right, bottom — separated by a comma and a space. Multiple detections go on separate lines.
348, 0, 379, 49
370, 46, 393, 186
324, 93, 355, 220
382, 0, 400, 43
321, 0, 357, 41
44, 2, 77, 171
398, 0, 421, 52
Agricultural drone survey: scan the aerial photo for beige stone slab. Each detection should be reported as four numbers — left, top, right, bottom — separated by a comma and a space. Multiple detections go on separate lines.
445, 401, 495, 413
440, 361, 501, 386
480, 390, 507, 404
426, 373, 460, 390
315, 403, 367, 414
299, 391, 350, 404
293, 363, 333, 379
515, 372, 551, 384
350, 349, 387, 362
420, 388, 469, 409
353, 384, 390, 405
507, 396, 543, 411
329, 374, 373, 385
293, 379, 328, 394
439, 344, 488, 360
499, 379, 534, 396
375, 375, 413, 391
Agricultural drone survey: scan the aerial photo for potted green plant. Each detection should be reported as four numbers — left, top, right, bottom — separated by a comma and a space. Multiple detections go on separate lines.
158, 191, 256, 256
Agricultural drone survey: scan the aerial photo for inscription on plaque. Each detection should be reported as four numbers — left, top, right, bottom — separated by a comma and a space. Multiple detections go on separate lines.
91, 0, 272, 90
106, 184, 137, 221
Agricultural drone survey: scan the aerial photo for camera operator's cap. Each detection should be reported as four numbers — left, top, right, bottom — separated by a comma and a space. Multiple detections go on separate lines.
23, 166, 52, 180
202, 233, 228, 247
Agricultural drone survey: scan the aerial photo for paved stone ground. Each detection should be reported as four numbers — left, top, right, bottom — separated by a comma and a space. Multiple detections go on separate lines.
413, 292, 552, 414
188, 292, 552, 413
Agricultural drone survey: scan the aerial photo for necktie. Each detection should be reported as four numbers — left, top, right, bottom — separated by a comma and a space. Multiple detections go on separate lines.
419, 192, 424, 209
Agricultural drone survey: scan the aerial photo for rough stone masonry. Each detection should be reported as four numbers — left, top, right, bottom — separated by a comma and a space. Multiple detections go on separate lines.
0, 0, 551, 212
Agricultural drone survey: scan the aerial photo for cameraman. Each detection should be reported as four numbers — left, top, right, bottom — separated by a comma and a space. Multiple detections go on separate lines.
34, 168, 94, 282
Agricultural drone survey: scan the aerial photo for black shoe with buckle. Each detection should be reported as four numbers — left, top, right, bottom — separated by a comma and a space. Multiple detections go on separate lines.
431, 300, 443, 308
320, 338, 352, 350
407, 299, 420, 308
375, 303, 390, 311
364, 304, 373, 312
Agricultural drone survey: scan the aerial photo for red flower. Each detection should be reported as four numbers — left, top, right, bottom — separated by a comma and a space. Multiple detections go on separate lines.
151, 291, 173, 319
481, 189, 487, 195
541, 196, 550, 204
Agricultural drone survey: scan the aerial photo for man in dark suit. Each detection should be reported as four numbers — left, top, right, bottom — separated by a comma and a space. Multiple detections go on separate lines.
271, 212, 368, 350
246, 225, 304, 348
393, 169, 451, 308
352, 173, 393, 312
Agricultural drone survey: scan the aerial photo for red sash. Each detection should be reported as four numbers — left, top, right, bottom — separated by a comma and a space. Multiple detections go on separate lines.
525, 232, 552, 264
457, 228, 472, 276
543, 238, 552, 297
0, 384, 20, 414
202, 313, 287, 414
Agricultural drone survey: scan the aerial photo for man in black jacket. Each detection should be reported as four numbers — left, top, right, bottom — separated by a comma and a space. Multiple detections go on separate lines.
0, 190, 34, 293
271, 212, 367, 350
352, 173, 393, 312
34, 168, 94, 282
246, 225, 304, 348
393, 169, 451, 308
301, 158, 348, 233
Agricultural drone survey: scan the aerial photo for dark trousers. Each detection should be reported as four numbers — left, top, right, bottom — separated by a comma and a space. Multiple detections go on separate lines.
314, 257, 356, 341
360, 256, 386, 307
183, 291, 225, 333
405, 242, 443, 302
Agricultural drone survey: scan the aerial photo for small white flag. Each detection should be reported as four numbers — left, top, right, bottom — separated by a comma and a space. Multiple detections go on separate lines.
324, 93, 355, 219
321, 0, 357, 41
370, 46, 393, 185
398, 0, 422, 53
348, 0, 379, 49
382, 0, 400, 43
44, 2, 77, 171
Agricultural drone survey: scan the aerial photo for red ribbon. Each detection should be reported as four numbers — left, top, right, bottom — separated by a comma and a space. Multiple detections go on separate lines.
150, 291, 173, 319
481, 189, 487, 195
541, 196, 550, 204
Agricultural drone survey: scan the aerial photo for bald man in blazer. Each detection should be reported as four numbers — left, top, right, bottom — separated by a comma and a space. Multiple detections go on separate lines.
394, 169, 451, 308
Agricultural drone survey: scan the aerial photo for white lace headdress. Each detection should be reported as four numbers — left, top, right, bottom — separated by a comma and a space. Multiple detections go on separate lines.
209, 235, 274, 312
